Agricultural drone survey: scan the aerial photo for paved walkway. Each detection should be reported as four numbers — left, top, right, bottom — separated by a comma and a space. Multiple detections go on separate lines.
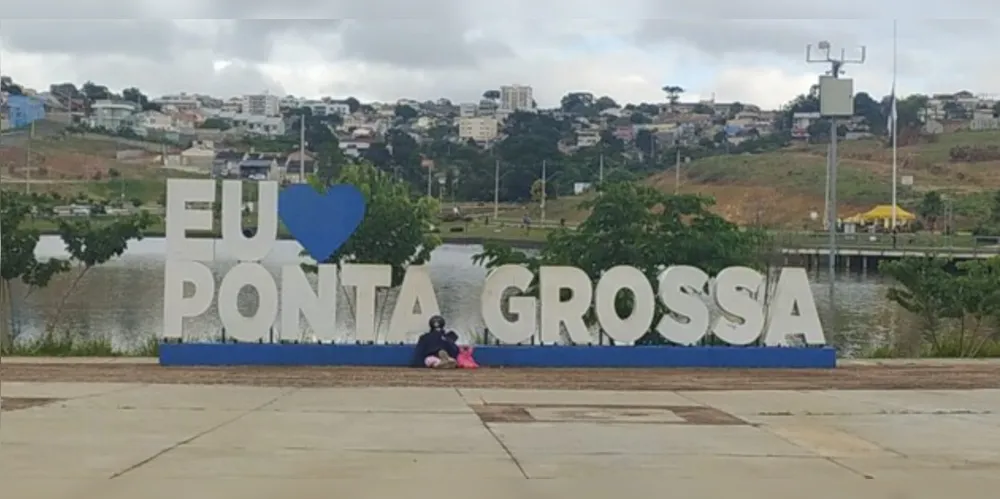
3, 382, 1000, 498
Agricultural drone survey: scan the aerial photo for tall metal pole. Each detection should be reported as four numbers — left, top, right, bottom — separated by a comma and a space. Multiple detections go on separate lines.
493, 159, 500, 220
25, 120, 33, 195
823, 144, 830, 229
807, 40, 865, 340
890, 20, 899, 229
299, 115, 306, 183
598, 154, 604, 185
674, 148, 681, 194
540, 160, 546, 224
426, 161, 433, 198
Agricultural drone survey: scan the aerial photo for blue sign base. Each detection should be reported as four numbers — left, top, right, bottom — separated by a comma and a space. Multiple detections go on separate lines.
158, 344, 836, 369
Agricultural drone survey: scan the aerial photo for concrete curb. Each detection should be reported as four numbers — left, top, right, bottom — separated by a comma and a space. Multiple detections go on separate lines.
2, 356, 1000, 366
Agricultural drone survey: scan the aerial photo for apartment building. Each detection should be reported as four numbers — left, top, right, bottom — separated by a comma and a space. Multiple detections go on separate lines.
242, 93, 280, 117
458, 116, 499, 143
90, 100, 137, 131
500, 84, 533, 111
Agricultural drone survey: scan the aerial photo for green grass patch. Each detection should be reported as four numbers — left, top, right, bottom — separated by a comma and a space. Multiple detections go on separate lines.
2, 334, 159, 357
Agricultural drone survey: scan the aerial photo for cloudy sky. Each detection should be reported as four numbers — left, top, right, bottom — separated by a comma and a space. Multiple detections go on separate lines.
1, 3, 997, 110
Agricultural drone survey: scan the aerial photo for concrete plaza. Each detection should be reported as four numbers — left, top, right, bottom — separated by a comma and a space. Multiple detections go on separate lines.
3, 382, 1000, 498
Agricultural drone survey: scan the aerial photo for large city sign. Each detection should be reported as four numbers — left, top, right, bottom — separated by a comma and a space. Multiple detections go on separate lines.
162, 179, 825, 347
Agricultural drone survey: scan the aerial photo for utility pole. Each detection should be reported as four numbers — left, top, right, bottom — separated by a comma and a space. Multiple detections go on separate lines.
24, 120, 34, 194
807, 39, 865, 339
298, 114, 306, 183
598, 153, 604, 192
540, 160, 547, 224
674, 147, 681, 194
426, 160, 433, 198
493, 159, 500, 220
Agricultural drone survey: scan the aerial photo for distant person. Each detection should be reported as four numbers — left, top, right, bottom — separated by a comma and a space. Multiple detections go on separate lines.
891, 227, 898, 248
411, 315, 459, 368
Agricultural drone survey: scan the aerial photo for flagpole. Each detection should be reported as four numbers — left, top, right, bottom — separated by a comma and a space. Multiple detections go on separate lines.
891, 19, 898, 229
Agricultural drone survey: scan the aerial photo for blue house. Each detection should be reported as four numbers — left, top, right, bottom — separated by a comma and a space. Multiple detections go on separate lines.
3, 94, 46, 129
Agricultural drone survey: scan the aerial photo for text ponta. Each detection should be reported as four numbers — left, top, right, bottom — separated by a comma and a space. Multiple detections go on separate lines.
163, 178, 824, 346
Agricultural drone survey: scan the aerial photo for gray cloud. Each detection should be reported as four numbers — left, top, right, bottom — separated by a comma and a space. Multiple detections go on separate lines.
336, 21, 512, 69
0, 6, 997, 108
0, 20, 184, 59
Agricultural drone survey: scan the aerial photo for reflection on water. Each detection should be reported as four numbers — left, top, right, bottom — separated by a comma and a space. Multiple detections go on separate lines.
10, 236, 895, 356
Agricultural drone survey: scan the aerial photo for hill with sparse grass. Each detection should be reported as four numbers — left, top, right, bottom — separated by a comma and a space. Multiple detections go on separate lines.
1, 122, 202, 205
521, 130, 1000, 229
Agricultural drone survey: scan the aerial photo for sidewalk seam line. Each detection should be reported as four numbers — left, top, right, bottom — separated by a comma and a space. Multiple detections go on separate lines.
107, 387, 299, 480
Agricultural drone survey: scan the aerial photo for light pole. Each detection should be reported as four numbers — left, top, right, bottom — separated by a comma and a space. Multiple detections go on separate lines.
807, 40, 865, 339
540, 160, 547, 224
493, 159, 500, 220
298, 115, 306, 183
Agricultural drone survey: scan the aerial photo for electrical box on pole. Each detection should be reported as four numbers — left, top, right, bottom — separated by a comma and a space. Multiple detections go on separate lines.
819, 76, 854, 117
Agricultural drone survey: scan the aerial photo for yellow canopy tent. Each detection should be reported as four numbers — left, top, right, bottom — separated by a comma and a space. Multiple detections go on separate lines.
854, 205, 916, 223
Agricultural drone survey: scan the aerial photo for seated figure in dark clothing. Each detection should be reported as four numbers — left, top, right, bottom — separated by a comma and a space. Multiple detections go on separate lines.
411, 315, 460, 368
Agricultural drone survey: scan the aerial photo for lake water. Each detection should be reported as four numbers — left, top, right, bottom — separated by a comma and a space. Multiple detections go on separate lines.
7, 237, 899, 356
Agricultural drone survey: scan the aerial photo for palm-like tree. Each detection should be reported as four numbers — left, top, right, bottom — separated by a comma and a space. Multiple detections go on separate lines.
662, 85, 684, 104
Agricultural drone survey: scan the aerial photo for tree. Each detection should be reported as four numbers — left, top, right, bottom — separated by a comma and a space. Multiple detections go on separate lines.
993, 102, 1000, 117
314, 141, 345, 186
1, 193, 71, 350
662, 85, 684, 109
918, 191, 944, 231
594, 96, 618, 111
303, 162, 442, 337
344, 97, 361, 114
880, 257, 964, 355
1, 76, 24, 95
691, 103, 714, 115
630, 113, 652, 124
853, 92, 885, 134
881, 256, 1000, 357
473, 182, 771, 344
199, 117, 232, 130
46, 210, 154, 331
81, 81, 112, 102
482, 90, 501, 101
394, 104, 418, 121
122, 87, 159, 111
560, 92, 595, 114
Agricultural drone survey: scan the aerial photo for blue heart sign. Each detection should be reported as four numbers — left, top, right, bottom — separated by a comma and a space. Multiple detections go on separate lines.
278, 183, 366, 262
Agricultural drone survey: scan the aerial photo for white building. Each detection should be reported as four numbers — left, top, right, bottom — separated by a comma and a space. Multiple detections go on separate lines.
90, 100, 137, 131
576, 130, 601, 148
500, 84, 533, 112
301, 100, 351, 116
152, 93, 200, 111
458, 117, 499, 143
131, 110, 174, 131
241, 94, 280, 117
458, 103, 478, 117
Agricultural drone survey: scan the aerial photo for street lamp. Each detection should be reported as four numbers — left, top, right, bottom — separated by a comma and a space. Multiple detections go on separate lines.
806, 40, 865, 338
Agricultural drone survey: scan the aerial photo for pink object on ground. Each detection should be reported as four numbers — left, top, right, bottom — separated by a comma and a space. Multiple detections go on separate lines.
424, 355, 441, 368
456, 346, 479, 369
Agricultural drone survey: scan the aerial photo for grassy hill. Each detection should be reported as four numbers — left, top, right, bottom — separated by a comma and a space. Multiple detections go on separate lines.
1, 126, 203, 205
533, 130, 1000, 229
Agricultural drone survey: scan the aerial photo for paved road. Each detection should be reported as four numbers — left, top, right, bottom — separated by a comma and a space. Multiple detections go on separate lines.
2, 382, 999, 498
